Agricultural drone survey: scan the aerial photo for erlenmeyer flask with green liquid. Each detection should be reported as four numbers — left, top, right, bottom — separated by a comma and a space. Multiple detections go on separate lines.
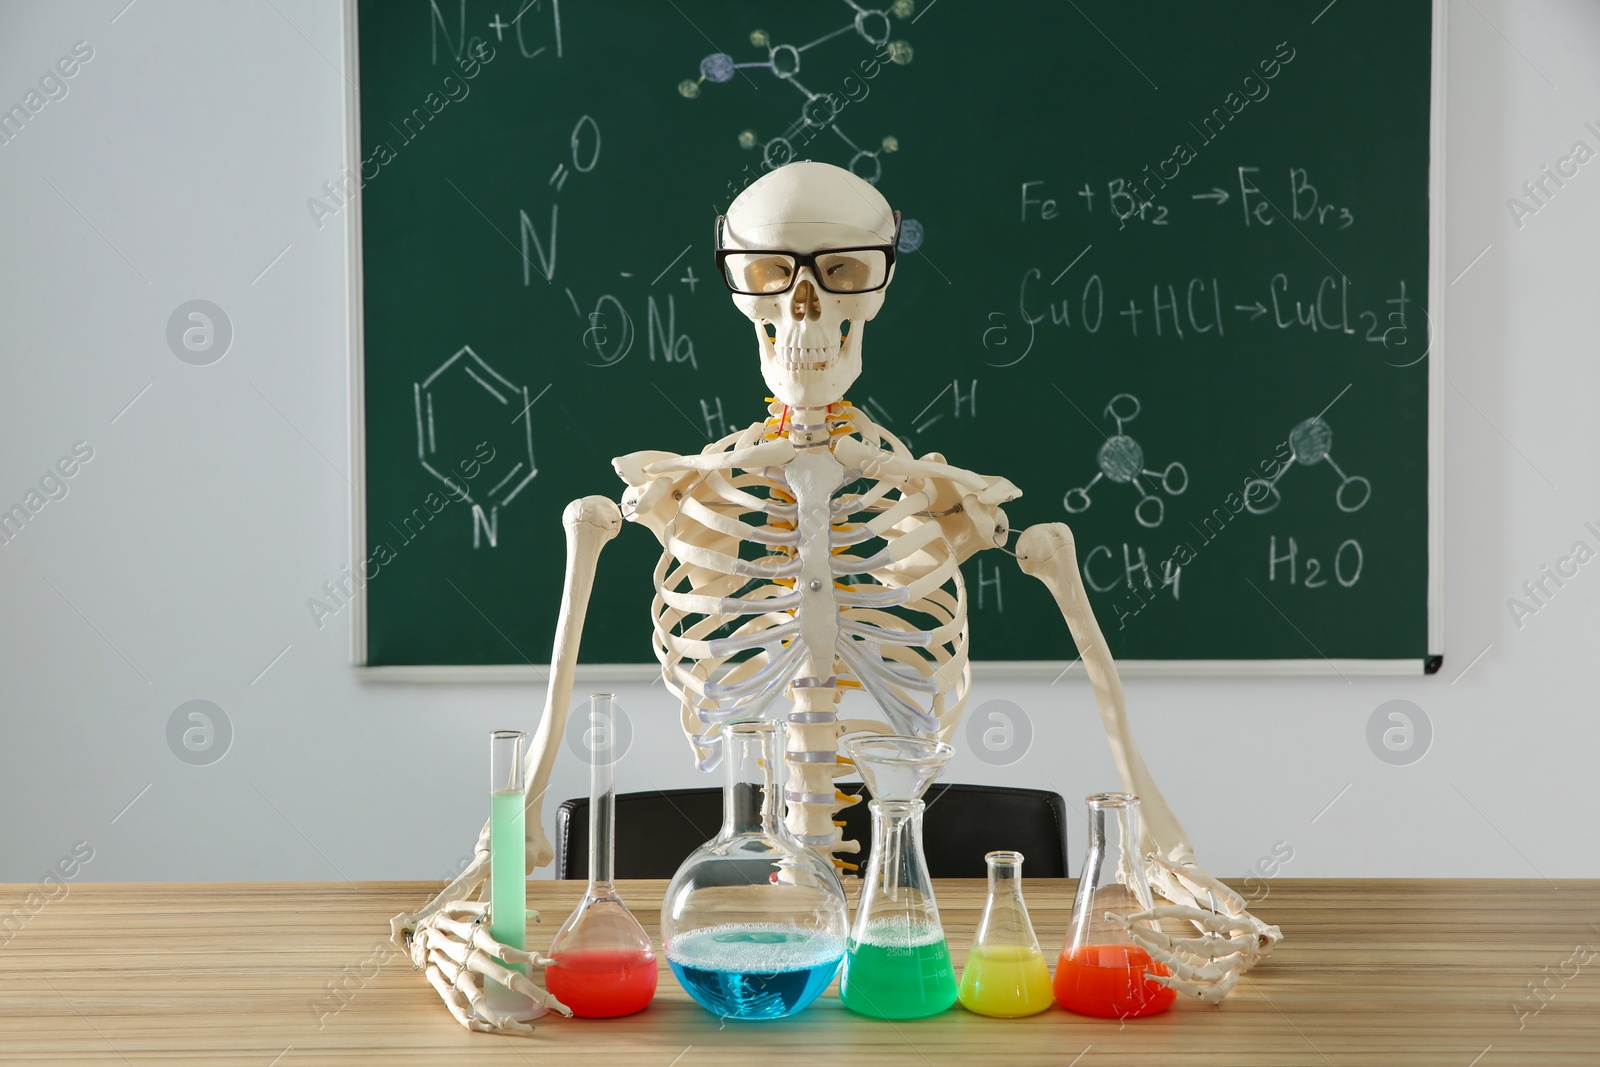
838, 735, 958, 1019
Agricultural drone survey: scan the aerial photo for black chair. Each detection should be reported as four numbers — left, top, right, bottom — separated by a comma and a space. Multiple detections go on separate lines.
555, 782, 1069, 880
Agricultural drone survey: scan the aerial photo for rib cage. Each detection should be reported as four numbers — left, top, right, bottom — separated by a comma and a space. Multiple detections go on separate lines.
641, 405, 973, 772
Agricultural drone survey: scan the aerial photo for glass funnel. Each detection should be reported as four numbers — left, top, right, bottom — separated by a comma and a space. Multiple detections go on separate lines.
958, 850, 1054, 1017
838, 735, 958, 1019
1055, 792, 1176, 1019
546, 695, 658, 1017
661, 719, 848, 1020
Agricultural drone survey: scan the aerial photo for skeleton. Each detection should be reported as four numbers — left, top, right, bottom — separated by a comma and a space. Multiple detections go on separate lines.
390, 161, 1280, 1031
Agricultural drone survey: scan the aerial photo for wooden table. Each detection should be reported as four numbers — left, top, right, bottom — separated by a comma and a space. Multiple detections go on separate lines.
1, 879, 1596, 1065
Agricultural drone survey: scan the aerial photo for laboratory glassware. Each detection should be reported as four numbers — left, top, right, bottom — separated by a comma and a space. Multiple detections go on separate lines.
487, 729, 543, 1021
661, 719, 849, 1019
1055, 791, 1176, 1019
838, 734, 959, 1019
546, 695, 658, 1017
957, 850, 1055, 1017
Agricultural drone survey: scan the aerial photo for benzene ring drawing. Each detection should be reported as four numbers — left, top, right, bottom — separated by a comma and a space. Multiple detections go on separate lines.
413, 345, 539, 548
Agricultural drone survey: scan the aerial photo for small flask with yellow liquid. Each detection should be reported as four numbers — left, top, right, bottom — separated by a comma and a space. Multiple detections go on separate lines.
957, 850, 1055, 1017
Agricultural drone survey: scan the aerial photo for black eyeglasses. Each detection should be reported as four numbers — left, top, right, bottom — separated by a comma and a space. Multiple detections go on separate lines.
713, 211, 900, 296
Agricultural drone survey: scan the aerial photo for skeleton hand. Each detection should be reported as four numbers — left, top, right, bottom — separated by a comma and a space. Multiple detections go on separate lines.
391, 861, 571, 1034
389, 800, 564, 1035
1017, 521, 1282, 1005
387, 493, 619, 1032
1117, 854, 1284, 1004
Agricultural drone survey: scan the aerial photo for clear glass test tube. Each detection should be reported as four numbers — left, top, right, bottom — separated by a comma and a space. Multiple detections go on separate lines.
487, 729, 538, 1020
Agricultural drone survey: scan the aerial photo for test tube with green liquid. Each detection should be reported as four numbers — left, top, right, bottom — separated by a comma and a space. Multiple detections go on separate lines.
487, 729, 539, 1020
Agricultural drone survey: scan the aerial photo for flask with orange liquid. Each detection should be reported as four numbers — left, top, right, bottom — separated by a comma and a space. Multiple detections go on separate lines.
1054, 792, 1176, 1020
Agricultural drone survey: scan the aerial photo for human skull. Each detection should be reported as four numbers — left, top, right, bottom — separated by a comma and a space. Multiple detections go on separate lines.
721, 162, 896, 408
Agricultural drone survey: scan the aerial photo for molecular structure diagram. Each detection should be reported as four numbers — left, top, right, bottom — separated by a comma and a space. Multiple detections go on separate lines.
1063, 394, 1189, 529
678, 0, 915, 186
1245, 416, 1370, 514
414, 346, 539, 549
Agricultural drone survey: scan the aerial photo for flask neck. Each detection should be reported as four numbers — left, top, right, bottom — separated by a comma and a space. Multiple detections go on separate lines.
586, 695, 621, 888
1087, 799, 1140, 853
864, 798, 929, 892
985, 850, 1025, 902
976, 850, 1039, 949
589, 795, 616, 890
721, 722, 784, 838
868, 798, 926, 838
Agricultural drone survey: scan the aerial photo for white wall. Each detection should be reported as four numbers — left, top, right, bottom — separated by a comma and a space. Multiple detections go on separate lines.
1, 1, 1596, 887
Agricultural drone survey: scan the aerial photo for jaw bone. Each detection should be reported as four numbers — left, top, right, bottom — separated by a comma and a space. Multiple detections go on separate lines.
768, 319, 851, 373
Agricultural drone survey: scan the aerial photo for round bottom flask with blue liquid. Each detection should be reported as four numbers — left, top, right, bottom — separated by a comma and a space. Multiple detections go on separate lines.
661, 720, 849, 1020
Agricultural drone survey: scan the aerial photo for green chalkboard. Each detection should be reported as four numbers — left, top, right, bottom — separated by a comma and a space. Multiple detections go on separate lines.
353, 0, 1439, 669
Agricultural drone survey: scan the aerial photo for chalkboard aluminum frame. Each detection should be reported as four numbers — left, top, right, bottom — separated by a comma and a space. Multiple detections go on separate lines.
342, 0, 1446, 681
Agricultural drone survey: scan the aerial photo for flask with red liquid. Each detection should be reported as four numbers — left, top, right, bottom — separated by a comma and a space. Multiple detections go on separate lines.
546, 695, 658, 1017
1054, 792, 1176, 1019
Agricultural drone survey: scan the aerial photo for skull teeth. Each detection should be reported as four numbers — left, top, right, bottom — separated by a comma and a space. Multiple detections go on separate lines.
779, 356, 834, 372
769, 325, 852, 373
